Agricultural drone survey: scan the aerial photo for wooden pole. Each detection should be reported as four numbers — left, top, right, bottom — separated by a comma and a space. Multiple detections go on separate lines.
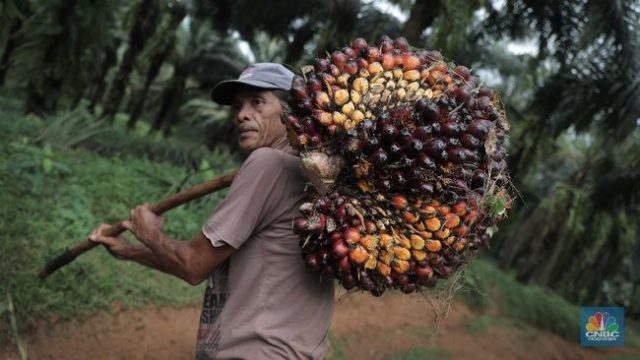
38, 168, 239, 279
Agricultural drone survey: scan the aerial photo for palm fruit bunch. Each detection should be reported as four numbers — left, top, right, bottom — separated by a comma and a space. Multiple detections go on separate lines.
286, 36, 511, 296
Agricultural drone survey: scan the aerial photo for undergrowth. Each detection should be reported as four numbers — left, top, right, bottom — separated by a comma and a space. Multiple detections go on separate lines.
0, 106, 239, 343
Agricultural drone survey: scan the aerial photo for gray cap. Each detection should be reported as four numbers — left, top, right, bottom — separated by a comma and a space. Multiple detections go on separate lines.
211, 63, 295, 105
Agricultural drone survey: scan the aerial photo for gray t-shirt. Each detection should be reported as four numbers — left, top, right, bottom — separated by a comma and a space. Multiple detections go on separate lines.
196, 147, 335, 360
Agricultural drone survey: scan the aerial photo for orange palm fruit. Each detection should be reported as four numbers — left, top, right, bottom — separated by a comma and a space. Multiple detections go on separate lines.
425, 217, 441, 232
421, 205, 436, 218
349, 245, 369, 264
435, 228, 450, 239
453, 239, 467, 252
403, 211, 419, 223
391, 194, 408, 209
365, 255, 377, 269
380, 233, 394, 249
452, 225, 469, 237
425, 239, 442, 252
393, 246, 412, 261
377, 262, 391, 276
444, 236, 456, 246
444, 214, 461, 229
392, 259, 410, 274
437, 205, 450, 216
360, 235, 379, 251
419, 231, 433, 239
410, 234, 425, 250
412, 250, 427, 261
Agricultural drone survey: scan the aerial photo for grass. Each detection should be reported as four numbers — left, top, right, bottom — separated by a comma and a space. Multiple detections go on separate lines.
0, 105, 239, 343
456, 257, 640, 347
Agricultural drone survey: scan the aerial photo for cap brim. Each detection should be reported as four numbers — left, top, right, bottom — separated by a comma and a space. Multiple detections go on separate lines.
210, 79, 284, 105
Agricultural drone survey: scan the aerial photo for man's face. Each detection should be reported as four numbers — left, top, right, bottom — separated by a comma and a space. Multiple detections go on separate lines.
231, 89, 287, 152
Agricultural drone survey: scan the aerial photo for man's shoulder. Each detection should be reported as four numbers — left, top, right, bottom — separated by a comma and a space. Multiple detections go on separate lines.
244, 147, 300, 169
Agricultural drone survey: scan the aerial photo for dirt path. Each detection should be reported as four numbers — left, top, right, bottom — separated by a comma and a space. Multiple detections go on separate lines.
2, 292, 638, 359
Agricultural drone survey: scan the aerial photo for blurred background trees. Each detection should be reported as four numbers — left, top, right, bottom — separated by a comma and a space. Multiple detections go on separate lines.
1, 0, 638, 314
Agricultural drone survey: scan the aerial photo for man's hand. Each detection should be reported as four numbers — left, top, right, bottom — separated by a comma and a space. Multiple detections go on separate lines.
89, 224, 134, 259
123, 203, 165, 246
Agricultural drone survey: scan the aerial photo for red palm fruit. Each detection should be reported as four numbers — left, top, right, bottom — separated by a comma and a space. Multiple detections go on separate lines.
342, 46, 357, 59
464, 210, 479, 225
393, 37, 409, 51
344, 60, 358, 75
330, 231, 343, 243
344, 227, 362, 244
454, 65, 471, 80
356, 57, 369, 69
438, 265, 453, 278
337, 256, 351, 274
468, 119, 493, 139
286, 114, 303, 132
415, 265, 434, 282
332, 239, 350, 258
306, 253, 320, 271
321, 73, 336, 86
380, 38, 394, 53
423, 50, 443, 63
401, 284, 416, 294
341, 273, 357, 289
403, 211, 419, 224
293, 217, 308, 234
452, 225, 469, 237
331, 51, 347, 71
367, 46, 381, 62
313, 58, 330, 73
461, 133, 481, 149
452, 201, 468, 216
393, 50, 404, 66
351, 37, 368, 53
307, 76, 323, 93
364, 220, 377, 234
329, 64, 340, 78
402, 53, 421, 70
391, 194, 409, 210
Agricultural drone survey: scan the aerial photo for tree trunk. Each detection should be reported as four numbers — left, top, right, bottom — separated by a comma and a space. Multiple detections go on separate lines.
127, 1, 186, 129
285, 23, 314, 65
150, 59, 187, 135
0, 20, 22, 85
100, 0, 160, 121
87, 39, 120, 113
24, 1, 74, 114
402, 0, 443, 45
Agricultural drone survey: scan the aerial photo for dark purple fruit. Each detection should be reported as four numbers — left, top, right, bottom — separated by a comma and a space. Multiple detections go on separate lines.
468, 119, 493, 139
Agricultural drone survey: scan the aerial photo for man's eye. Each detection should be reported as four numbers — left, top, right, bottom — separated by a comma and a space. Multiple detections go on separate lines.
253, 98, 264, 105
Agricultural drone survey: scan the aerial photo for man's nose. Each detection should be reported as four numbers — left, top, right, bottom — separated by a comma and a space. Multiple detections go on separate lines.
236, 102, 252, 122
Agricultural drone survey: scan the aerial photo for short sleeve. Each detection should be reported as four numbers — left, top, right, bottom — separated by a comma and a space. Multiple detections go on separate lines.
202, 148, 291, 249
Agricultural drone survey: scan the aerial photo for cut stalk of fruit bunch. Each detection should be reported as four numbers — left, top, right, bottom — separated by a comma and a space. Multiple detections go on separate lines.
288, 36, 512, 296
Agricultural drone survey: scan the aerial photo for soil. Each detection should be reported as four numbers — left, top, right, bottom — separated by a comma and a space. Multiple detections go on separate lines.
1, 292, 638, 360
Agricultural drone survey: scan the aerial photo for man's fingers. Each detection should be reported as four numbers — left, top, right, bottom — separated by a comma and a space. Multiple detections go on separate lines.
122, 220, 133, 231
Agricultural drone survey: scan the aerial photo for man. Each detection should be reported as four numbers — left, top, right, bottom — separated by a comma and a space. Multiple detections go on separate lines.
89, 63, 335, 359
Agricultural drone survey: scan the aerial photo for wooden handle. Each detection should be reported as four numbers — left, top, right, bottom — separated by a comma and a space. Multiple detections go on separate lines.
38, 168, 239, 279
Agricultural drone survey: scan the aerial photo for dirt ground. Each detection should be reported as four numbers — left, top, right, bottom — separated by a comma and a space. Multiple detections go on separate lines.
2, 292, 638, 360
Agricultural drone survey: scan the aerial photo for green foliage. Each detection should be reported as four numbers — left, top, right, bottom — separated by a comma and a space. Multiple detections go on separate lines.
0, 108, 239, 343
459, 258, 580, 339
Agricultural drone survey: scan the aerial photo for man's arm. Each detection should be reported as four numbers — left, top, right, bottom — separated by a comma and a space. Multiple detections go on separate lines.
89, 209, 234, 285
